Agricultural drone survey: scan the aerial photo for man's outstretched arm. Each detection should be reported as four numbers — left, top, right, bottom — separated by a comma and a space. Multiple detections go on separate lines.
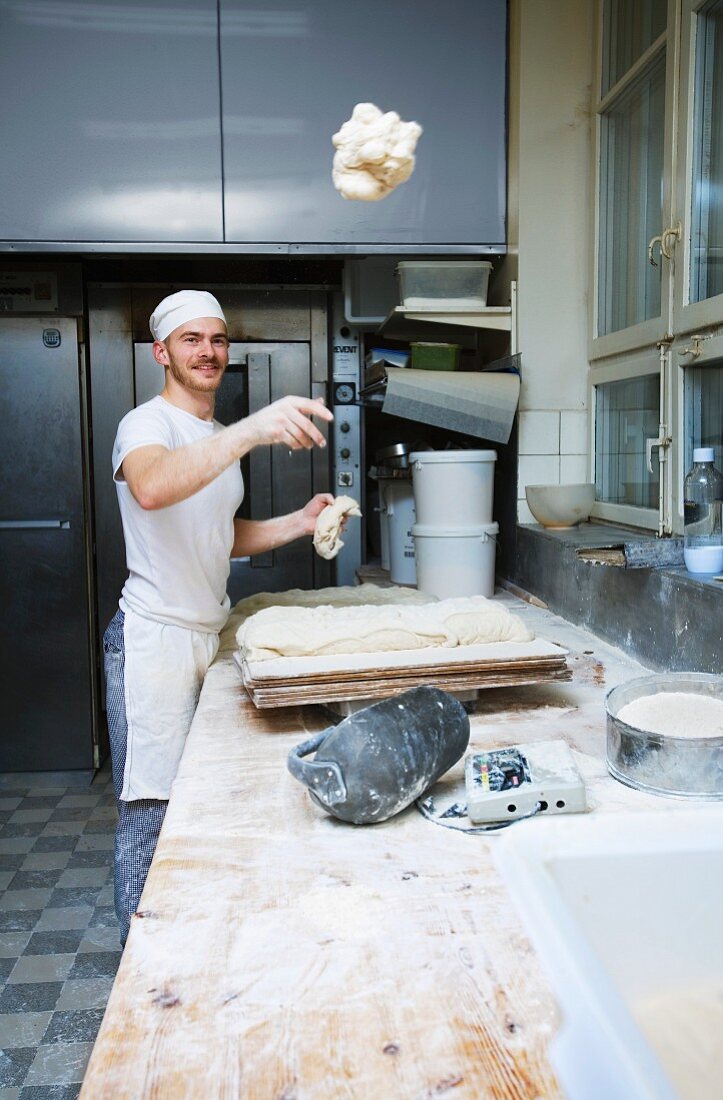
121, 397, 333, 510
231, 494, 335, 557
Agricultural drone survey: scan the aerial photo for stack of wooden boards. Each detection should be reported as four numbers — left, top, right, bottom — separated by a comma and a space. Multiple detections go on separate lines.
229, 585, 571, 709
236, 640, 571, 708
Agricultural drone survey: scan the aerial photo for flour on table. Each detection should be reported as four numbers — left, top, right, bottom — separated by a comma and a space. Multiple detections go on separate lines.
618, 693, 723, 738
332, 102, 422, 202
298, 884, 386, 938
633, 987, 723, 1100
313, 495, 362, 560
237, 595, 534, 662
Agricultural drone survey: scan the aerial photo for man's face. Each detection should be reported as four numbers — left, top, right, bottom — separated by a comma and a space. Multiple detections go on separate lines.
156, 316, 229, 393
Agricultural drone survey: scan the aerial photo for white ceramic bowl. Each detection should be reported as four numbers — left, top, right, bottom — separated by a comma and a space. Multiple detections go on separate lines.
525, 483, 595, 528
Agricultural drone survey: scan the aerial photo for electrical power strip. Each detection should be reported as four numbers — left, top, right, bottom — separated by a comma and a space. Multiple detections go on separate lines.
465, 740, 587, 825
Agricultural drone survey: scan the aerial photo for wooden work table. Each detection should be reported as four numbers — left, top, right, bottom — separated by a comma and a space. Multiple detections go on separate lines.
81, 595, 669, 1099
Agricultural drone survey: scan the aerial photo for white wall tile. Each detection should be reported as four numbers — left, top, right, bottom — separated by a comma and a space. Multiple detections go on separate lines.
518, 410, 560, 455
560, 410, 588, 454
560, 454, 590, 483
518, 454, 560, 493
517, 499, 537, 524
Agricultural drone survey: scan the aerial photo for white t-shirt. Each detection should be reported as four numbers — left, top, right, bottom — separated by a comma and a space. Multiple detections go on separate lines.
113, 395, 245, 633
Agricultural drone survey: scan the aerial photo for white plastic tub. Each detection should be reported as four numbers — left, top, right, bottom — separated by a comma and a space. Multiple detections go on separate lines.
496, 811, 723, 1100
412, 522, 498, 598
397, 260, 493, 310
410, 449, 496, 526
377, 478, 394, 571
385, 480, 416, 585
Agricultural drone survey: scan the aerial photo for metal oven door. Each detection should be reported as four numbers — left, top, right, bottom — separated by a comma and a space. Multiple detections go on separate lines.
133, 341, 325, 601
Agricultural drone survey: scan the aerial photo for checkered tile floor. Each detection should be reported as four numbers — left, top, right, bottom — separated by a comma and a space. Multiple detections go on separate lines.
0, 762, 120, 1098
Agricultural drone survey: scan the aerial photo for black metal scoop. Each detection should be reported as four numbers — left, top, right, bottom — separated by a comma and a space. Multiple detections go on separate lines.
287, 685, 470, 824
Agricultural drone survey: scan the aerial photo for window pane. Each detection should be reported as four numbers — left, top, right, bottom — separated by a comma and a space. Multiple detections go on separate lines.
690, 0, 723, 304
598, 53, 665, 336
602, 0, 667, 95
595, 375, 660, 507
684, 361, 723, 472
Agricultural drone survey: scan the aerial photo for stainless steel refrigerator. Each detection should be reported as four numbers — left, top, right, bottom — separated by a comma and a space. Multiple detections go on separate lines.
0, 316, 97, 771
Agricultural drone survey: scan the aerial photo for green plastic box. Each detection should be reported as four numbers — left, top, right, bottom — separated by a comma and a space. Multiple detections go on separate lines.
410, 342, 460, 371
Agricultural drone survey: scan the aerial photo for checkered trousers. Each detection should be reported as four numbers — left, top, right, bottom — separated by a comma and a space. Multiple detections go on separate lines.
103, 609, 167, 946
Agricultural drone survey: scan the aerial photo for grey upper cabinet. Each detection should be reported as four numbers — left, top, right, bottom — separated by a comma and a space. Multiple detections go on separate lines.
0, 0, 223, 242
219, 0, 506, 246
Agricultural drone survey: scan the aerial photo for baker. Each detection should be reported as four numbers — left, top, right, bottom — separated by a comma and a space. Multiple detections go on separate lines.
103, 289, 333, 945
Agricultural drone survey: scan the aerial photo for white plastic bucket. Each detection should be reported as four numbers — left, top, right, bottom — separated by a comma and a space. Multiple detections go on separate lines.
378, 479, 394, 571
386, 481, 417, 585
412, 522, 498, 598
410, 450, 497, 526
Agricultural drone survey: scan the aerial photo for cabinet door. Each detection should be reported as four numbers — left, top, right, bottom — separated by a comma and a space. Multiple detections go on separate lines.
0, 318, 95, 770
219, 0, 506, 245
0, 0, 223, 242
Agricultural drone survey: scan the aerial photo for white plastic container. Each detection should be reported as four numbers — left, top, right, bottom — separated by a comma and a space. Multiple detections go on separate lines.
397, 260, 493, 310
497, 811, 723, 1100
410, 449, 497, 526
385, 481, 416, 585
412, 522, 498, 598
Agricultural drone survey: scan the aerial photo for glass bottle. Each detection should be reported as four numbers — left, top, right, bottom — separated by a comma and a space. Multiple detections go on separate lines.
683, 447, 723, 574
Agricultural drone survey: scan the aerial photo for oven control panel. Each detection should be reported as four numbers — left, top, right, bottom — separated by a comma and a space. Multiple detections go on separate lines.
330, 292, 363, 585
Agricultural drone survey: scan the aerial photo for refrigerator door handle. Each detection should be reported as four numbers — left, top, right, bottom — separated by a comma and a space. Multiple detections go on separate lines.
0, 519, 71, 529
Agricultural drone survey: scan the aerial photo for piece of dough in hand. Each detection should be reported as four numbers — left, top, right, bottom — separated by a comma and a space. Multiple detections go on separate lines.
332, 102, 422, 201
313, 495, 362, 560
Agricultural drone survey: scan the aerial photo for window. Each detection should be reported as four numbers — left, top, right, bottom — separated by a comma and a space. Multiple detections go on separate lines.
591, 0, 723, 533
690, 1, 723, 304
595, 374, 660, 507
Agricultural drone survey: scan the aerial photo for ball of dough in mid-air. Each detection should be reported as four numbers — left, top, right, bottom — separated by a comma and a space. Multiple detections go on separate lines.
332, 102, 423, 202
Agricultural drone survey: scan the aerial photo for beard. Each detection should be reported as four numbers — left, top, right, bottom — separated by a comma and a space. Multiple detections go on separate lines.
167, 354, 226, 393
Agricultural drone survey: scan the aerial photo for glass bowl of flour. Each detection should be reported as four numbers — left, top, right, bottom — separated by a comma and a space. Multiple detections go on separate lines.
606, 673, 723, 799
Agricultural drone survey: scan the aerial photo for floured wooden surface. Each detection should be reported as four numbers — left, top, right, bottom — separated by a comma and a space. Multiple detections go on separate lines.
82, 595, 670, 1099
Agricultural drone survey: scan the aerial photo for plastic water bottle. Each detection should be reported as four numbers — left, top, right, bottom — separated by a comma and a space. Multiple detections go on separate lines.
683, 447, 723, 574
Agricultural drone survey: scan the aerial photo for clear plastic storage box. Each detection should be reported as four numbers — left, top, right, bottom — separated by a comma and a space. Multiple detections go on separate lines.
397, 260, 493, 310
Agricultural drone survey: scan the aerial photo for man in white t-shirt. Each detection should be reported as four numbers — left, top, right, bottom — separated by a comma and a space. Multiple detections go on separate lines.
103, 289, 334, 944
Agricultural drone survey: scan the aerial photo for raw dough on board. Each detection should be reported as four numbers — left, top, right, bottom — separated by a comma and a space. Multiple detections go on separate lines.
237, 595, 534, 662
332, 103, 422, 201
218, 583, 433, 653
232, 583, 432, 621
313, 495, 362, 560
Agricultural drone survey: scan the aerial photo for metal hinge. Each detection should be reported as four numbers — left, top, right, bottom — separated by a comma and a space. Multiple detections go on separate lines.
646, 431, 672, 475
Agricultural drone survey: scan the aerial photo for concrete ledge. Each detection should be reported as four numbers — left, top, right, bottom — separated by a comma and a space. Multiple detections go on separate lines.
512, 523, 723, 673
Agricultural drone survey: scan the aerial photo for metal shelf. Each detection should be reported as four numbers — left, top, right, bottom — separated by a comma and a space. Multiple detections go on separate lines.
377, 282, 517, 353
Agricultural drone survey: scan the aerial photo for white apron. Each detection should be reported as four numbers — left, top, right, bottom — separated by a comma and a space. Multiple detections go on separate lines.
121, 607, 219, 801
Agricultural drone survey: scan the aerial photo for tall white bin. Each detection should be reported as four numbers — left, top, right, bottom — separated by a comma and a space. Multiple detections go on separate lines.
385, 480, 417, 585
378, 478, 394, 571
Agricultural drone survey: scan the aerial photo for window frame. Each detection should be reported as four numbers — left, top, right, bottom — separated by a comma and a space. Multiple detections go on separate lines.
588, 0, 680, 532
672, 0, 723, 333
589, 348, 666, 529
672, 330, 723, 529
590, 4, 679, 363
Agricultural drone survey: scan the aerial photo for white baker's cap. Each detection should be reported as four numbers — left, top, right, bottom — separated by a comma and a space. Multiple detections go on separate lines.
149, 290, 226, 342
